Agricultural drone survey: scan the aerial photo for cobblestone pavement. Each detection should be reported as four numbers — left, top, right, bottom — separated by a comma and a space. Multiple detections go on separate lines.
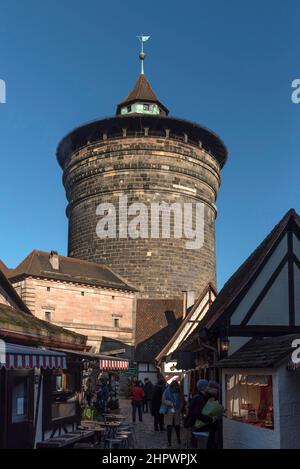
119, 398, 189, 450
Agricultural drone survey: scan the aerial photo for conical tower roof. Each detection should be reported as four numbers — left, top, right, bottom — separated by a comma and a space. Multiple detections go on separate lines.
116, 74, 169, 116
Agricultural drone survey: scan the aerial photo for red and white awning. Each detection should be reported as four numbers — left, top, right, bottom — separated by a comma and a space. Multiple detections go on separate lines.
48, 348, 129, 371
1, 343, 67, 369
99, 358, 129, 371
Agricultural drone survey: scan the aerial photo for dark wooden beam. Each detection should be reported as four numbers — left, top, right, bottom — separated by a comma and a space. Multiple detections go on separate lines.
229, 325, 300, 336
288, 230, 295, 326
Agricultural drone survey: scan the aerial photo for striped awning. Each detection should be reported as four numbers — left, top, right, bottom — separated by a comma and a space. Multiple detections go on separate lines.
99, 358, 129, 371
49, 348, 129, 371
1, 343, 67, 369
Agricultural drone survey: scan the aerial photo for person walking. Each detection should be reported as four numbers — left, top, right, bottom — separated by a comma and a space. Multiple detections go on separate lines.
143, 378, 154, 413
151, 378, 166, 431
161, 380, 183, 447
129, 381, 145, 423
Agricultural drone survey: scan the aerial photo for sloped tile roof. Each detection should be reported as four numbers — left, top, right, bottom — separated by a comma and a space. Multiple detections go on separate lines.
117, 74, 169, 115
135, 298, 183, 362
9, 250, 138, 292
216, 334, 300, 368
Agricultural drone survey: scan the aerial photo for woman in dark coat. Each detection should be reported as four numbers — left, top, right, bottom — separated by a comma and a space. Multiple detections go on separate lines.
151, 378, 166, 431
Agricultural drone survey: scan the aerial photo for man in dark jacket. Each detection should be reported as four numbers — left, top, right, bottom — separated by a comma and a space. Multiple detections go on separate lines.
143, 378, 154, 413
184, 379, 217, 449
151, 378, 166, 431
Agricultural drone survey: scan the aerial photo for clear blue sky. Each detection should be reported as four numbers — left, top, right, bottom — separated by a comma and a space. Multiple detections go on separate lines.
0, 0, 299, 289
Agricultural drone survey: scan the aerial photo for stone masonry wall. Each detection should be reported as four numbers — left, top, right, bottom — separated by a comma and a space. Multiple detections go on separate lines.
12, 277, 136, 352
63, 136, 222, 298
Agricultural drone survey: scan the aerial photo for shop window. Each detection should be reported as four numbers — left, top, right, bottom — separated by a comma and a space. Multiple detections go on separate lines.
51, 370, 75, 394
50, 370, 77, 421
225, 374, 274, 429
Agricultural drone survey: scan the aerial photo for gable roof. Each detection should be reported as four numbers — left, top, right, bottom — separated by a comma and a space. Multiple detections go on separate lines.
216, 334, 299, 368
156, 284, 217, 362
116, 74, 169, 115
204, 209, 300, 330
135, 298, 183, 363
176, 209, 300, 353
9, 250, 138, 292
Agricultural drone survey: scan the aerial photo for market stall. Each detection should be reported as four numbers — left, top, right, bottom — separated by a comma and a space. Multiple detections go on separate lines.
218, 335, 300, 449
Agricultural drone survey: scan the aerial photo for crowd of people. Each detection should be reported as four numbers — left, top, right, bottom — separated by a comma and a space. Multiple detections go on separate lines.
129, 377, 223, 448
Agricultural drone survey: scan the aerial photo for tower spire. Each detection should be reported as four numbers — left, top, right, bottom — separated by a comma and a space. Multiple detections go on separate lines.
137, 34, 150, 75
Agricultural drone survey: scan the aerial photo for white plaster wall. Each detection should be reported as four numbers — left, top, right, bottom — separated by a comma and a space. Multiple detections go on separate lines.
278, 363, 300, 448
222, 368, 280, 449
248, 264, 289, 325
231, 235, 287, 325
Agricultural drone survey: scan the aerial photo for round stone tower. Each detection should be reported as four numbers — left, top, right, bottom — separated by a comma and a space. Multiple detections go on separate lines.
57, 54, 227, 299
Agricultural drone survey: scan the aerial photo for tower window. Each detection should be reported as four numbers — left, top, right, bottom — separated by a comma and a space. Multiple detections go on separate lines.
113, 318, 120, 328
143, 104, 150, 111
127, 105, 132, 112
47, 287, 50, 292
81, 291, 84, 296
44, 311, 51, 322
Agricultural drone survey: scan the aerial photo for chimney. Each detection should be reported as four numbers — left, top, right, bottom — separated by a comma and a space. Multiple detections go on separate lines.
182, 290, 195, 319
49, 251, 59, 270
